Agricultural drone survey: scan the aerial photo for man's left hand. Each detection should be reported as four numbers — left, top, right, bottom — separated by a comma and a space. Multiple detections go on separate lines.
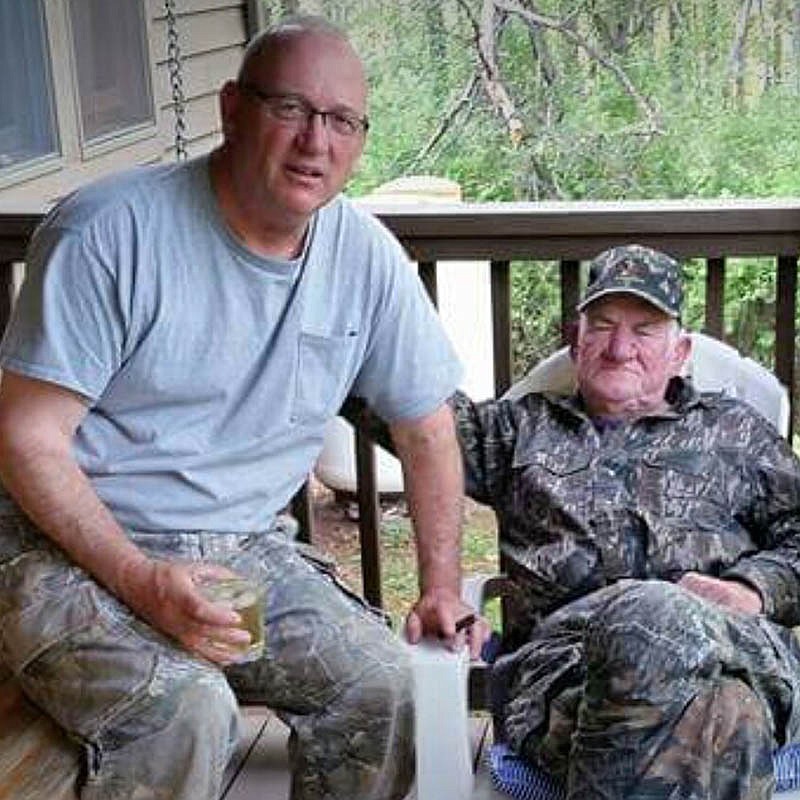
678, 572, 763, 615
405, 588, 490, 659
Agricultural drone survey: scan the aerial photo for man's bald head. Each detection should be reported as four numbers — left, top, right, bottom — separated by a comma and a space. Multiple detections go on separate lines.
237, 15, 360, 86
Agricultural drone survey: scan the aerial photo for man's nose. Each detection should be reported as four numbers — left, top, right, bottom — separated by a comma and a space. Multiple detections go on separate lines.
296, 111, 328, 151
605, 328, 635, 360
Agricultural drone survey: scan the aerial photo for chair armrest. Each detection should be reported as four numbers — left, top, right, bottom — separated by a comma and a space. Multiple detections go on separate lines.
462, 572, 509, 613
463, 573, 509, 712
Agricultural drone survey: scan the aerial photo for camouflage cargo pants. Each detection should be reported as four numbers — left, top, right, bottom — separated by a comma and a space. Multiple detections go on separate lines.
0, 512, 413, 800
496, 579, 800, 800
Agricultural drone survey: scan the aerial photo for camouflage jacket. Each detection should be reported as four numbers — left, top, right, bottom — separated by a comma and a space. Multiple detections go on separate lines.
450, 378, 800, 632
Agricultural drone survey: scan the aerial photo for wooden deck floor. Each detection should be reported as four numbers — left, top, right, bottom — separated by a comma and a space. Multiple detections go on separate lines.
223, 709, 504, 800
225, 710, 800, 800
221, 708, 290, 799
7, 687, 800, 800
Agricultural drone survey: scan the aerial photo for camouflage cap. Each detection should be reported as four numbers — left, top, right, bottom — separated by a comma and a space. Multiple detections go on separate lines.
578, 244, 683, 319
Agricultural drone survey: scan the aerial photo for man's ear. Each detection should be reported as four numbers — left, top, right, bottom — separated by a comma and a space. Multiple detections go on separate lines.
673, 331, 692, 373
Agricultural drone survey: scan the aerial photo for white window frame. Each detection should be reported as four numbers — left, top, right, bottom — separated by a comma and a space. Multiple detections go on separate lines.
0, 0, 161, 190
65, 0, 158, 159
0, 1, 62, 188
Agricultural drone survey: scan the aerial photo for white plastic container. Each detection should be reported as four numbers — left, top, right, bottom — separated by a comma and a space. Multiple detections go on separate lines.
407, 638, 474, 800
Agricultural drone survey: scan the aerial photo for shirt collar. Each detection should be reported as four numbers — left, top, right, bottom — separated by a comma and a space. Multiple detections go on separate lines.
547, 376, 706, 426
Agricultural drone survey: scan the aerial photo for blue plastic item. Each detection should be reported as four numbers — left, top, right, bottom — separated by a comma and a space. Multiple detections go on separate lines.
489, 742, 800, 799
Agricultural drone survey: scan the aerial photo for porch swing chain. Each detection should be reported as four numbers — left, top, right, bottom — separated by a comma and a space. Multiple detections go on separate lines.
164, 0, 188, 161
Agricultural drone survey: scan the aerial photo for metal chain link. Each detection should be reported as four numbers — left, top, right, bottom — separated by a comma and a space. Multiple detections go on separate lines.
164, 0, 188, 161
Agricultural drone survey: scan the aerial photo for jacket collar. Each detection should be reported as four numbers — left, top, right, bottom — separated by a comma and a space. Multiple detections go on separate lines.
548, 376, 707, 426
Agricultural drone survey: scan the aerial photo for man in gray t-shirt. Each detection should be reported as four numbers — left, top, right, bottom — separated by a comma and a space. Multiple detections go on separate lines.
0, 15, 486, 800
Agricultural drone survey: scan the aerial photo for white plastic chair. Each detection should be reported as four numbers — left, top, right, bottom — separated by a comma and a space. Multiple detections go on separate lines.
504, 331, 790, 438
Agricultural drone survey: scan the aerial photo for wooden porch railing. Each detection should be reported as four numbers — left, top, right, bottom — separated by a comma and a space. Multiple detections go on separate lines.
3, 199, 800, 609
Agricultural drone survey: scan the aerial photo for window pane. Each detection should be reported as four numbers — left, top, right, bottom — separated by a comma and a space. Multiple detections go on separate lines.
68, 0, 154, 143
0, 0, 59, 171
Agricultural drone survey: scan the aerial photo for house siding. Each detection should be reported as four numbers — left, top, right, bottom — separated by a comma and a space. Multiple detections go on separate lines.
0, 0, 254, 211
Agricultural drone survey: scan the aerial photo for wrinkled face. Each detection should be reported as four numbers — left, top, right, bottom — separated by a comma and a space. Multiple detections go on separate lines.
220, 31, 367, 231
574, 294, 690, 418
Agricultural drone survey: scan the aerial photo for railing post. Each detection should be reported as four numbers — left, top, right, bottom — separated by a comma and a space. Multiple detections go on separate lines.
704, 258, 726, 339
491, 260, 512, 396
776, 256, 798, 440
355, 425, 382, 608
490, 259, 513, 632
290, 483, 314, 544
559, 260, 580, 345
418, 261, 438, 306
0, 261, 13, 336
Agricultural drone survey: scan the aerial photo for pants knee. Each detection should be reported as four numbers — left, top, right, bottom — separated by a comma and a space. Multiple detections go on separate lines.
171, 673, 241, 760
289, 649, 414, 800
349, 649, 414, 735
585, 581, 718, 703
100, 664, 240, 767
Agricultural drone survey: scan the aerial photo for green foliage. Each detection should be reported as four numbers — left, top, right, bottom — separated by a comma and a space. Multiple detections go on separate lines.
635, 92, 800, 199
356, 0, 800, 202
511, 262, 563, 377
723, 260, 777, 365
376, 512, 499, 630
681, 260, 707, 334
682, 257, 779, 369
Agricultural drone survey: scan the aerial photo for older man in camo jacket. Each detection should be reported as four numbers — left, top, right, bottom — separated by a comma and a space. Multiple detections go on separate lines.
451, 244, 800, 800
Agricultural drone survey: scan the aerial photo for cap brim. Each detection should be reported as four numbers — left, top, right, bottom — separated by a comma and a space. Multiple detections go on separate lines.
577, 287, 680, 318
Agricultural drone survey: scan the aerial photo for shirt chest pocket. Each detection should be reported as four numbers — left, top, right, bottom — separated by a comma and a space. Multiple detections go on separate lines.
511, 448, 591, 506
292, 330, 360, 426
640, 450, 727, 509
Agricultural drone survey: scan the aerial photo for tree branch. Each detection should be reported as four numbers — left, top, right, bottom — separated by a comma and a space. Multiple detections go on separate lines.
727, 0, 755, 102
409, 72, 480, 170
479, 0, 526, 144
456, 0, 526, 145
495, 0, 662, 135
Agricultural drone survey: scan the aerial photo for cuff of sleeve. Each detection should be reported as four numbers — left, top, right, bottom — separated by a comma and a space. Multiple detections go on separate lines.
376, 363, 463, 423
721, 564, 775, 617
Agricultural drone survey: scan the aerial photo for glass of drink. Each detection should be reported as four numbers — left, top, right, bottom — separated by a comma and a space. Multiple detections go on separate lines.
192, 555, 266, 663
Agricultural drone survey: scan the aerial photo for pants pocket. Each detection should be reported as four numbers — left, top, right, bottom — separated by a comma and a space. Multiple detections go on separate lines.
293, 540, 392, 628
1, 552, 158, 740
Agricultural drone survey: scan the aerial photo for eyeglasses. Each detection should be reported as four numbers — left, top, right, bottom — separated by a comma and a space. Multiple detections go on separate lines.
239, 83, 369, 138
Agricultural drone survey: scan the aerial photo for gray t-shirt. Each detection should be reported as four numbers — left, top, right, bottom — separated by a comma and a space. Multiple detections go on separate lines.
0, 156, 462, 532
